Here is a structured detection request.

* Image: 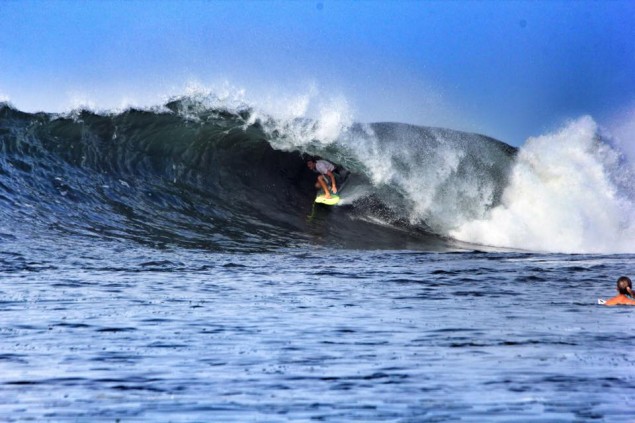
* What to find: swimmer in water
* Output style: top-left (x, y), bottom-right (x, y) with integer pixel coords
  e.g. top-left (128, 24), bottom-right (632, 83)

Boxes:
top-left (602, 276), bottom-right (635, 306)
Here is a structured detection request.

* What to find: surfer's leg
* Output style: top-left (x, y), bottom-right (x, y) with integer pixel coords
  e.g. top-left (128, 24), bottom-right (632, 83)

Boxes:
top-left (317, 175), bottom-right (331, 198)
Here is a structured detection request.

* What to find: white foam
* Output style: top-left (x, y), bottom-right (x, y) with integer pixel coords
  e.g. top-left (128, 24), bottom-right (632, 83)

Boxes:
top-left (338, 124), bottom-right (506, 233)
top-left (141, 81), bottom-right (354, 150)
top-left (451, 116), bottom-right (635, 253)
top-left (252, 86), bottom-right (354, 150)
top-left (182, 79), bottom-right (249, 111)
top-left (66, 91), bottom-right (98, 112)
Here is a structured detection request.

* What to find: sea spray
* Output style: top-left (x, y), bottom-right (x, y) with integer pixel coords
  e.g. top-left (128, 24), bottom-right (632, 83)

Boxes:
top-left (607, 104), bottom-right (635, 167)
top-left (336, 123), bottom-right (516, 232)
top-left (257, 93), bottom-right (354, 151)
top-left (451, 116), bottom-right (635, 253)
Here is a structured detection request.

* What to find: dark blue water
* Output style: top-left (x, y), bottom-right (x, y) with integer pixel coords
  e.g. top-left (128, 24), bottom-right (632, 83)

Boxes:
top-left (2, 233), bottom-right (634, 421)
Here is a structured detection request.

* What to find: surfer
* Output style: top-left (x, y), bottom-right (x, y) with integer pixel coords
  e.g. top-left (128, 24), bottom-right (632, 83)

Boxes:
top-left (307, 159), bottom-right (338, 199)
top-left (602, 276), bottom-right (635, 306)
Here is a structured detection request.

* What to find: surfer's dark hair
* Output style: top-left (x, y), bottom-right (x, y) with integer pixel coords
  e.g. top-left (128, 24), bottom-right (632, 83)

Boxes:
top-left (617, 276), bottom-right (632, 295)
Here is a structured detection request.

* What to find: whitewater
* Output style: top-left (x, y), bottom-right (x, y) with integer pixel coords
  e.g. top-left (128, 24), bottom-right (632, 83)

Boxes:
top-left (1, 93), bottom-right (634, 421)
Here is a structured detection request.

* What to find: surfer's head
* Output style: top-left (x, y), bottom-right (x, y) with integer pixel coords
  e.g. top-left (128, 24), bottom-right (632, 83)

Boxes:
top-left (617, 276), bottom-right (632, 295)
top-left (306, 160), bottom-right (316, 170)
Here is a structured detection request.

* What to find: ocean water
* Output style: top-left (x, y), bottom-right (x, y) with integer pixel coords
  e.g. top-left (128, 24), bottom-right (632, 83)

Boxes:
top-left (2, 241), bottom-right (635, 422)
top-left (1, 98), bottom-right (635, 421)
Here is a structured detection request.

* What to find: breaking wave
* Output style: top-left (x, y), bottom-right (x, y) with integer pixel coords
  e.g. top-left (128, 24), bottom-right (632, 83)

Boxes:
top-left (1, 94), bottom-right (632, 253)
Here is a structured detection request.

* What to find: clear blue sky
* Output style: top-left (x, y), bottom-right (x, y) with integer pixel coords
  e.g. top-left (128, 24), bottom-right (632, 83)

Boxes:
top-left (1, 0), bottom-right (634, 146)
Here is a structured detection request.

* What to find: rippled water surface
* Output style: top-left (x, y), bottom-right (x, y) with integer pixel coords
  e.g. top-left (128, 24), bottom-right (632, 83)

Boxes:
top-left (1, 237), bottom-right (634, 421)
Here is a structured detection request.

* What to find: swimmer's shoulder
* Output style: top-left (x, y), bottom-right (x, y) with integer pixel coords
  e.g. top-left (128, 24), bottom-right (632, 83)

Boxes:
top-left (601, 295), bottom-right (635, 306)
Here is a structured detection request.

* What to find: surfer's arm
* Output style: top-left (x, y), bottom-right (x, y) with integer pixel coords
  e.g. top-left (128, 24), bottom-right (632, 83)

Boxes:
top-left (326, 171), bottom-right (337, 193)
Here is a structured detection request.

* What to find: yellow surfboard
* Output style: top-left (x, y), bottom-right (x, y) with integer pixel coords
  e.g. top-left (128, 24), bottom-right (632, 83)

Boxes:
top-left (315, 194), bottom-right (340, 205)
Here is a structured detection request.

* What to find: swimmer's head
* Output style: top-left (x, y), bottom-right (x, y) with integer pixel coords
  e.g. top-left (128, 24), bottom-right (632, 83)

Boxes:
top-left (617, 276), bottom-right (632, 295)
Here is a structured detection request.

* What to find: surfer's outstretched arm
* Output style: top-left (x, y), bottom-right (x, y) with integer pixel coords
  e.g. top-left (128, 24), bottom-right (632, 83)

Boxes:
top-left (326, 171), bottom-right (337, 193)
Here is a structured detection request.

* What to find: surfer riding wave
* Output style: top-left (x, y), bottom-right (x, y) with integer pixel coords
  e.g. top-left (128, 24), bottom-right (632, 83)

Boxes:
top-left (307, 158), bottom-right (339, 199)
